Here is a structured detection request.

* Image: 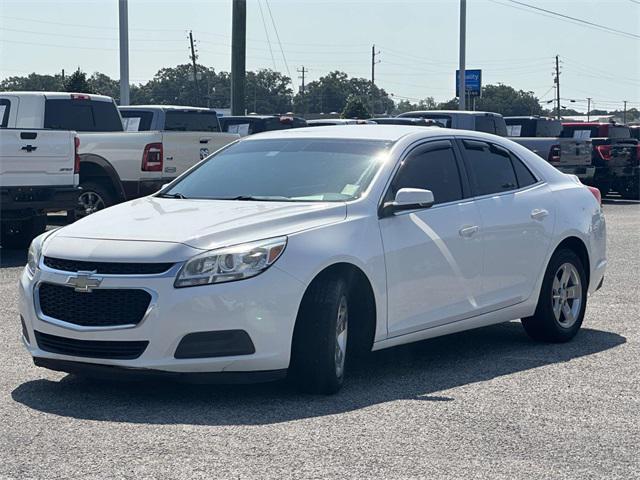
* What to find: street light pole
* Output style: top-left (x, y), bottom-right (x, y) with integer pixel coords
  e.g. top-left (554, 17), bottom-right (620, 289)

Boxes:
top-left (118, 0), bottom-right (130, 105)
top-left (458, 0), bottom-right (466, 111)
top-left (231, 0), bottom-right (247, 115)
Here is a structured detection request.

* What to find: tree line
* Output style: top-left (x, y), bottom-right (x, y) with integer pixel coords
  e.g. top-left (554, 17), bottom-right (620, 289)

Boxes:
top-left (2, 65), bottom-right (634, 120)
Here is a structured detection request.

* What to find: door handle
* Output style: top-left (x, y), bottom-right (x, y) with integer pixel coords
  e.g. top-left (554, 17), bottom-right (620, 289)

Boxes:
top-left (459, 225), bottom-right (480, 238)
top-left (531, 208), bottom-right (549, 220)
top-left (21, 145), bottom-right (37, 152)
top-left (199, 138), bottom-right (210, 144)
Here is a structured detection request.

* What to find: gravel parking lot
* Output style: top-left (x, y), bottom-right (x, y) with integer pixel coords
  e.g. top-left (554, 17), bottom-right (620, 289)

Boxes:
top-left (0, 201), bottom-right (638, 480)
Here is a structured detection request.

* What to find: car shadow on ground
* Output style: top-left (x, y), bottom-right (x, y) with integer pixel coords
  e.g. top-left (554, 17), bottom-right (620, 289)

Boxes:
top-left (12, 322), bottom-right (625, 426)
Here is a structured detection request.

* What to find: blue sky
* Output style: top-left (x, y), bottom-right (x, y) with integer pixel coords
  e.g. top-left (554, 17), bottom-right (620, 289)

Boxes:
top-left (1, 0), bottom-right (638, 111)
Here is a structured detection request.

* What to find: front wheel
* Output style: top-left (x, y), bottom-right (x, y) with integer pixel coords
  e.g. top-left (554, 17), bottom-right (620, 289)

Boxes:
top-left (290, 276), bottom-right (349, 394)
top-left (522, 249), bottom-right (588, 343)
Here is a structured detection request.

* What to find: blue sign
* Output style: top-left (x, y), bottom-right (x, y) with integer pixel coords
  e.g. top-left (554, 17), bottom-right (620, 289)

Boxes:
top-left (456, 69), bottom-right (482, 97)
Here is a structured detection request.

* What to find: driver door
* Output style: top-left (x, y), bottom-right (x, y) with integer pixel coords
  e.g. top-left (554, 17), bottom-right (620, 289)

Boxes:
top-left (379, 140), bottom-right (484, 337)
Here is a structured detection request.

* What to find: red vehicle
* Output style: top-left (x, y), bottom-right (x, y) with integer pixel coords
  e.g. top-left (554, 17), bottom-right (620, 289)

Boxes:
top-left (561, 123), bottom-right (639, 199)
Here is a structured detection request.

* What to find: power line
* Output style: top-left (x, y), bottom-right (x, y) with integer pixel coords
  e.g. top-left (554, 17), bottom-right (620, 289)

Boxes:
top-left (263, 0), bottom-right (290, 77)
top-left (500, 0), bottom-right (640, 40)
top-left (257, 0), bottom-right (277, 70)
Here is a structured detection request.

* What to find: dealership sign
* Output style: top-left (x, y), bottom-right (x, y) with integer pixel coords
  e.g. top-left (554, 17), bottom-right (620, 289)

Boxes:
top-left (456, 69), bottom-right (482, 97)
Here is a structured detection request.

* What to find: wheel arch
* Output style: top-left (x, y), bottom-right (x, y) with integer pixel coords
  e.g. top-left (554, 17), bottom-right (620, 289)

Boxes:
top-left (551, 235), bottom-right (591, 287)
top-left (293, 262), bottom-right (378, 357)
top-left (78, 154), bottom-right (126, 202)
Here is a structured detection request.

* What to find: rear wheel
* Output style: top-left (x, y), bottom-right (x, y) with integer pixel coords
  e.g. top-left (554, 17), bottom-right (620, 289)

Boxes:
top-left (72, 181), bottom-right (114, 220)
top-left (522, 249), bottom-right (587, 342)
top-left (0, 215), bottom-right (46, 249)
top-left (290, 276), bottom-right (349, 394)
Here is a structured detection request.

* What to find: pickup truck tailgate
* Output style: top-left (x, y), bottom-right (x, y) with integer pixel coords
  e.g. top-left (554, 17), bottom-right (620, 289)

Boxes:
top-left (0, 129), bottom-right (76, 187)
top-left (162, 131), bottom-right (239, 177)
top-left (559, 138), bottom-right (592, 167)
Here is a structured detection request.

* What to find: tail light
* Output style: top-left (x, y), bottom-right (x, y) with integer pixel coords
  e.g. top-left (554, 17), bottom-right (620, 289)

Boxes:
top-left (547, 144), bottom-right (561, 163)
top-left (595, 145), bottom-right (612, 161)
top-left (74, 136), bottom-right (80, 174)
top-left (587, 185), bottom-right (602, 205)
top-left (142, 142), bottom-right (163, 172)
top-left (279, 116), bottom-right (293, 124)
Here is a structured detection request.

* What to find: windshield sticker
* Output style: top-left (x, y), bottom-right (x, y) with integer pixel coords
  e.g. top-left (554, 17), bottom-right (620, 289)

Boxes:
top-left (123, 117), bottom-right (141, 132)
top-left (506, 125), bottom-right (522, 136)
top-left (573, 130), bottom-right (591, 139)
top-left (341, 184), bottom-right (359, 196)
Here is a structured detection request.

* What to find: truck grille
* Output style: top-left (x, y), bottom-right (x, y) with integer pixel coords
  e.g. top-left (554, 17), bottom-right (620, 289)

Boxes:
top-left (43, 256), bottom-right (174, 275)
top-left (38, 283), bottom-right (151, 327)
top-left (34, 331), bottom-right (148, 359)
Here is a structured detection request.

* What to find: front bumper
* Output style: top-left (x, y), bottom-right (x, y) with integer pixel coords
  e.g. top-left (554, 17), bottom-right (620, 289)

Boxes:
top-left (19, 261), bottom-right (306, 376)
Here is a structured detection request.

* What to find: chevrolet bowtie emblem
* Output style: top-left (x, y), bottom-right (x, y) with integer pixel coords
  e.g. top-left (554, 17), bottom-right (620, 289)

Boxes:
top-left (66, 271), bottom-right (102, 293)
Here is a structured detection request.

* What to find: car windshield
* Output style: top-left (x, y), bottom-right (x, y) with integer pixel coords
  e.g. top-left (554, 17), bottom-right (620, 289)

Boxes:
top-left (163, 138), bottom-right (392, 202)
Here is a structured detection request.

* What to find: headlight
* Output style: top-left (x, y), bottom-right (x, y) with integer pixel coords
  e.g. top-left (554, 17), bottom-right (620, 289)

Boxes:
top-left (174, 237), bottom-right (287, 288)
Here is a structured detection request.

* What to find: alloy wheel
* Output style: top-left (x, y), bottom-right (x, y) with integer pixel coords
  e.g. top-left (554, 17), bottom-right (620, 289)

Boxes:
top-left (551, 262), bottom-right (582, 328)
top-left (334, 295), bottom-right (349, 379)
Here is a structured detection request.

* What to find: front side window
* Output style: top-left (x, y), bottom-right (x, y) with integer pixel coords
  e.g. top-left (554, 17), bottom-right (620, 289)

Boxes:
top-left (391, 141), bottom-right (463, 205)
top-left (462, 140), bottom-right (518, 196)
top-left (164, 138), bottom-right (391, 202)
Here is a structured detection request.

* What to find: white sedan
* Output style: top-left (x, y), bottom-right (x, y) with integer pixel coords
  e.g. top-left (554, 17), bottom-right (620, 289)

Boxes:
top-left (19, 126), bottom-right (607, 394)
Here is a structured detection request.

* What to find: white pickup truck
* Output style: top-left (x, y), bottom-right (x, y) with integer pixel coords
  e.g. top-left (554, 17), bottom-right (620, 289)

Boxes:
top-left (0, 92), bottom-right (239, 217)
top-left (0, 124), bottom-right (80, 247)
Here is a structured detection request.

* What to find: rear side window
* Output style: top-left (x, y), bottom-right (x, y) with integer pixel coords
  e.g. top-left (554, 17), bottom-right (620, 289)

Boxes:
top-left (0, 99), bottom-right (10, 128)
top-left (462, 140), bottom-right (518, 195)
top-left (120, 110), bottom-right (154, 131)
top-left (510, 155), bottom-right (537, 188)
top-left (44, 99), bottom-right (123, 132)
top-left (164, 111), bottom-right (220, 132)
top-left (391, 141), bottom-right (463, 205)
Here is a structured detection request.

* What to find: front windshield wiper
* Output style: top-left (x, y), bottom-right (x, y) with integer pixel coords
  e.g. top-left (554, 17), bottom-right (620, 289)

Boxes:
top-left (220, 195), bottom-right (293, 201)
top-left (157, 192), bottom-right (187, 199)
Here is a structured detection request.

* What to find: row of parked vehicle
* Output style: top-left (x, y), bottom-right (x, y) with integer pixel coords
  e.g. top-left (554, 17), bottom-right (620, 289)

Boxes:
top-left (1, 90), bottom-right (638, 248)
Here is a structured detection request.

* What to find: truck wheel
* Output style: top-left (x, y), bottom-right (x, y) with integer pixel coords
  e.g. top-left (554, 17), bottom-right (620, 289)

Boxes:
top-left (0, 216), bottom-right (47, 249)
top-left (290, 276), bottom-right (350, 395)
top-left (73, 181), bottom-right (114, 219)
top-left (618, 179), bottom-right (640, 200)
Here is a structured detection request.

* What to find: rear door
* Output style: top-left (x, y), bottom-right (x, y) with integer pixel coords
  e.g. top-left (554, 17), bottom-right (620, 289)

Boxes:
top-left (458, 138), bottom-right (555, 309)
top-left (0, 129), bottom-right (76, 187)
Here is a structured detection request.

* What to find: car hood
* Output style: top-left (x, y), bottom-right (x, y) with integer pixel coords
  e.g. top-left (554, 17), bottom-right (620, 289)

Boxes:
top-left (53, 197), bottom-right (347, 251)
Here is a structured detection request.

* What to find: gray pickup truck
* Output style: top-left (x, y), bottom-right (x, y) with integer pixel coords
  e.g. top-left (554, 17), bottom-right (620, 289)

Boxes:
top-left (505, 116), bottom-right (594, 182)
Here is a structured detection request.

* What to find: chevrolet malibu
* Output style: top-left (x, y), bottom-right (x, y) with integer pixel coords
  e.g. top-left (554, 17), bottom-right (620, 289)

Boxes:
top-left (19, 126), bottom-right (607, 394)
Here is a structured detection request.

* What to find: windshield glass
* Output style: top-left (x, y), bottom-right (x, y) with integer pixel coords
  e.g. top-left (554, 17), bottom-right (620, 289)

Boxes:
top-left (164, 138), bottom-right (392, 202)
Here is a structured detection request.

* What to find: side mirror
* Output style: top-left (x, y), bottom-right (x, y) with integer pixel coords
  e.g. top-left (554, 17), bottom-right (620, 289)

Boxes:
top-left (381, 188), bottom-right (434, 217)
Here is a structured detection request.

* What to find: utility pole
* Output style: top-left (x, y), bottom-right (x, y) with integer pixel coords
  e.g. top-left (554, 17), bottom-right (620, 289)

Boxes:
top-left (231, 0), bottom-right (247, 116)
top-left (371, 44), bottom-right (380, 116)
top-left (458, 0), bottom-right (466, 111)
top-left (623, 100), bottom-right (628, 124)
top-left (587, 97), bottom-right (592, 122)
top-left (297, 66), bottom-right (307, 115)
top-left (188, 31), bottom-right (200, 106)
top-left (555, 55), bottom-right (561, 120)
top-left (61, 69), bottom-right (65, 88)
top-left (118, 0), bottom-right (130, 105)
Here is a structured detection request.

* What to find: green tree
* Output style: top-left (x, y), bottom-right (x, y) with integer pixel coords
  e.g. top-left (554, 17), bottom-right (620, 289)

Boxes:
top-left (436, 84), bottom-right (544, 115)
top-left (88, 72), bottom-right (119, 99)
top-left (341, 95), bottom-right (370, 119)
top-left (0, 72), bottom-right (64, 91)
top-left (245, 69), bottom-right (293, 114)
top-left (394, 97), bottom-right (437, 114)
top-left (65, 69), bottom-right (93, 93)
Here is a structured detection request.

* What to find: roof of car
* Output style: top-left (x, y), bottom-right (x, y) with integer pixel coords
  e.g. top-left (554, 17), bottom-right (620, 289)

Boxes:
top-left (118, 105), bottom-right (216, 112)
top-left (1, 91), bottom-right (113, 102)
top-left (221, 115), bottom-right (305, 120)
top-left (400, 110), bottom-right (500, 117)
top-left (243, 124), bottom-right (443, 142)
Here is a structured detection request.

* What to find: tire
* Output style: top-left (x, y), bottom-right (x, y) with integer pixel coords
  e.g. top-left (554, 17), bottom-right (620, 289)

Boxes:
top-left (617, 178), bottom-right (640, 200)
top-left (290, 276), bottom-right (350, 394)
top-left (521, 249), bottom-right (588, 343)
top-left (73, 181), bottom-right (115, 219)
top-left (0, 215), bottom-right (47, 249)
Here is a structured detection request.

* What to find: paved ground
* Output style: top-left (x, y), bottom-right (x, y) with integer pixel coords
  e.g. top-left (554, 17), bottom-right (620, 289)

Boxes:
top-left (0, 201), bottom-right (638, 480)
